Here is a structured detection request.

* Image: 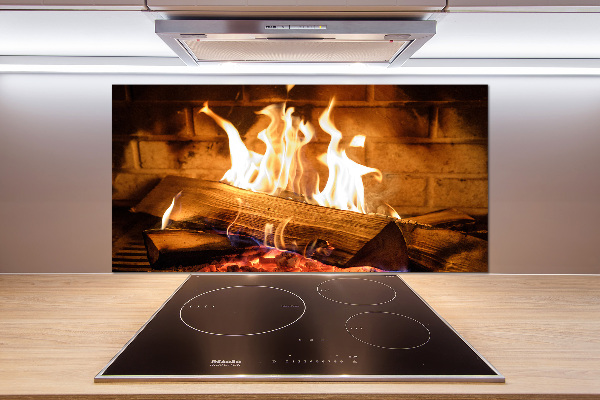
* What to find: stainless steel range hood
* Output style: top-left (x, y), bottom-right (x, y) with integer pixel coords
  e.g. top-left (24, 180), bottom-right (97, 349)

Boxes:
top-left (155, 19), bottom-right (436, 68)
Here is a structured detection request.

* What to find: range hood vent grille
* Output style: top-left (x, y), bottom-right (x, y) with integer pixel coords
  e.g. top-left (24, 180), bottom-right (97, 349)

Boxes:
top-left (181, 40), bottom-right (409, 63)
top-left (156, 19), bottom-right (436, 68)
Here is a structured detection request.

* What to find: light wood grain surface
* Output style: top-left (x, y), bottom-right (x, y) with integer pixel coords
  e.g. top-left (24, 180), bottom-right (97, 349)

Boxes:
top-left (0, 273), bottom-right (598, 399)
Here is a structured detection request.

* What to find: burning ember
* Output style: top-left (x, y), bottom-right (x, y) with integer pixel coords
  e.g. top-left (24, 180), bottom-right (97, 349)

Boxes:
top-left (169, 246), bottom-right (385, 274)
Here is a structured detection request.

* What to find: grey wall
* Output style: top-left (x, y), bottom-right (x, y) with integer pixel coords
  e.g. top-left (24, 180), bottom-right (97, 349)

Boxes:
top-left (1, 72), bottom-right (599, 274)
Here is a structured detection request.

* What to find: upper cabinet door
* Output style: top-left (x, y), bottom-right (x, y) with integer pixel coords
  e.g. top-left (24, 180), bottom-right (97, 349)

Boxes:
top-left (446, 0), bottom-right (600, 12)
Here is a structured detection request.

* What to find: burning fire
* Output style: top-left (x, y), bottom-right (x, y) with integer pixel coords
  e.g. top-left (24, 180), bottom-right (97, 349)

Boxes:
top-left (384, 203), bottom-right (401, 220)
top-left (156, 98), bottom-right (401, 272)
top-left (201, 98), bottom-right (382, 214)
top-left (161, 191), bottom-right (182, 230)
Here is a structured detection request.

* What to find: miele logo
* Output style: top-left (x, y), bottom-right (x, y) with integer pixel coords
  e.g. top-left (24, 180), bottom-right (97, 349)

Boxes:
top-left (210, 359), bottom-right (242, 367)
top-left (265, 24), bottom-right (326, 30)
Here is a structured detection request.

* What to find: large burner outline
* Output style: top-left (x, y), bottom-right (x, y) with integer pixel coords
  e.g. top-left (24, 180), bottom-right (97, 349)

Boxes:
top-left (180, 285), bottom-right (306, 336)
top-left (316, 277), bottom-right (397, 306)
top-left (345, 311), bottom-right (431, 350)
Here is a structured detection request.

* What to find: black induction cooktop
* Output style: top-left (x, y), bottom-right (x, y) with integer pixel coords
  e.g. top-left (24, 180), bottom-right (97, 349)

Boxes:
top-left (95, 273), bottom-right (504, 382)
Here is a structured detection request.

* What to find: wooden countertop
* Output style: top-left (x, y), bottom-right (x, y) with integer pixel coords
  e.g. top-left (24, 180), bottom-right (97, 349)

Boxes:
top-left (0, 273), bottom-right (598, 399)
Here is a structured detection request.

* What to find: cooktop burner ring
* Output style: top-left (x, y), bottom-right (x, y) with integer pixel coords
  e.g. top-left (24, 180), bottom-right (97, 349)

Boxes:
top-left (316, 277), bottom-right (397, 305)
top-left (345, 311), bottom-right (431, 350)
top-left (179, 285), bottom-right (306, 336)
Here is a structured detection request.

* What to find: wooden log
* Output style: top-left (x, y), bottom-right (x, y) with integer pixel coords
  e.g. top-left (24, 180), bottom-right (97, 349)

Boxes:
top-left (134, 175), bottom-right (409, 271)
top-left (407, 208), bottom-right (475, 228)
top-left (397, 220), bottom-right (488, 272)
top-left (407, 208), bottom-right (488, 241)
top-left (143, 229), bottom-right (255, 269)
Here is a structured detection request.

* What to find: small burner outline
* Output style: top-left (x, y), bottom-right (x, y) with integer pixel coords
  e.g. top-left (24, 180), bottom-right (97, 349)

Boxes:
top-left (316, 277), bottom-right (397, 306)
top-left (345, 311), bottom-right (431, 350)
top-left (179, 285), bottom-right (306, 337)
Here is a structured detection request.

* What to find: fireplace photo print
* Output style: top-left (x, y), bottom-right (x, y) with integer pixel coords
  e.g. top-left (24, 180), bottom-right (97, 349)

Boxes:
top-left (112, 85), bottom-right (488, 273)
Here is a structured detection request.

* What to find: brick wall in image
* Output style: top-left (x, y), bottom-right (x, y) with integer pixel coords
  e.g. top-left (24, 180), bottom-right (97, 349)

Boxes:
top-left (112, 84), bottom-right (488, 217)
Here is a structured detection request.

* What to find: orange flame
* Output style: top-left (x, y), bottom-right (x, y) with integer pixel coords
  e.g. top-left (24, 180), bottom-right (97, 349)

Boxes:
top-left (161, 191), bottom-right (182, 229)
top-left (316, 99), bottom-right (382, 213)
top-left (201, 98), bottom-right (381, 214)
top-left (200, 103), bottom-right (262, 190)
top-left (384, 203), bottom-right (402, 220)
